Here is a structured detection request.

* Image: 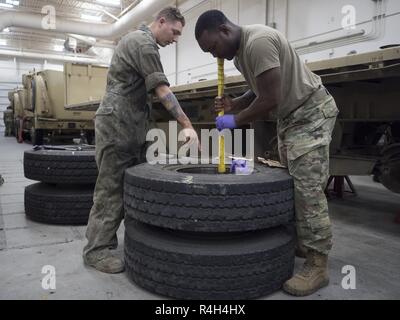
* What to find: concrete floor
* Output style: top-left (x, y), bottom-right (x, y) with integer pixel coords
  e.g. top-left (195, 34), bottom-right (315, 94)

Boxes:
top-left (0, 134), bottom-right (399, 300)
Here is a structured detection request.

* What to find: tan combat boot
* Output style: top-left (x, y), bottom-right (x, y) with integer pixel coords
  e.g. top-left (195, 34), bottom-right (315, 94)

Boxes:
top-left (283, 250), bottom-right (329, 296)
top-left (295, 244), bottom-right (308, 258)
top-left (83, 249), bottom-right (125, 274)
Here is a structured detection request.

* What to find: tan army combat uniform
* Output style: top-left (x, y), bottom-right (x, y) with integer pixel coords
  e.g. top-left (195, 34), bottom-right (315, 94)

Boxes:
top-left (83, 25), bottom-right (170, 266)
top-left (234, 25), bottom-right (339, 256)
top-left (234, 25), bottom-right (338, 295)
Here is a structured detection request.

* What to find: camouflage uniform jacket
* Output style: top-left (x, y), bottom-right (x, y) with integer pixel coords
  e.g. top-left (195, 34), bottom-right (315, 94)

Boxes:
top-left (95, 25), bottom-right (170, 151)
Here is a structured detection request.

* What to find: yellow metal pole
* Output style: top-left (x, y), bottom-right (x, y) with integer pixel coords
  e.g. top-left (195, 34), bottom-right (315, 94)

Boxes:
top-left (217, 58), bottom-right (225, 174)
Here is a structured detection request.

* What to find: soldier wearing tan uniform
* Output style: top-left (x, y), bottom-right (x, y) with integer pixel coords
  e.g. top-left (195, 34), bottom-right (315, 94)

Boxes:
top-left (83, 7), bottom-right (199, 274)
top-left (195, 10), bottom-right (338, 296)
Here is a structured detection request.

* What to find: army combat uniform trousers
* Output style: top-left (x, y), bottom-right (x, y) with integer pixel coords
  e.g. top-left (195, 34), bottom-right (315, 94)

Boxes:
top-left (83, 93), bottom-right (149, 260)
top-left (277, 86), bottom-right (339, 255)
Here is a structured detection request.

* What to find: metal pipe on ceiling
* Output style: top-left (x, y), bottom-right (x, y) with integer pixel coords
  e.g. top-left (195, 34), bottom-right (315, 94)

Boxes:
top-left (0, 0), bottom-right (175, 40)
top-left (0, 48), bottom-right (106, 64)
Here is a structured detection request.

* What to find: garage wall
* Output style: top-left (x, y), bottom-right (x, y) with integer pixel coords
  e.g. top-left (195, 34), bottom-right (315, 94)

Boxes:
top-left (0, 57), bottom-right (63, 133)
top-left (160, 0), bottom-right (267, 86)
top-left (160, 0), bottom-right (400, 86)
top-left (286, 0), bottom-right (400, 62)
top-left (0, 0), bottom-right (398, 121)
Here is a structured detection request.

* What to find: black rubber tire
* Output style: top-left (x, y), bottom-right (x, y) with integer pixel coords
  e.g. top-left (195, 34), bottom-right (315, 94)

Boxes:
top-left (124, 219), bottom-right (295, 300)
top-left (24, 183), bottom-right (93, 225)
top-left (24, 148), bottom-right (97, 184)
top-left (380, 159), bottom-right (400, 193)
top-left (124, 163), bottom-right (294, 232)
top-left (15, 119), bottom-right (20, 142)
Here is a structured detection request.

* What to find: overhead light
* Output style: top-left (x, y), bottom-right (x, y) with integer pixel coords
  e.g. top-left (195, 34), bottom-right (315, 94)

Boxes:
top-left (3, 28), bottom-right (10, 33)
top-left (81, 14), bottom-right (103, 22)
top-left (53, 45), bottom-right (64, 52)
top-left (5, 0), bottom-right (19, 5)
top-left (96, 0), bottom-right (120, 5)
top-left (0, 39), bottom-right (7, 46)
top-left (0, 3), bottom-right (13, 8)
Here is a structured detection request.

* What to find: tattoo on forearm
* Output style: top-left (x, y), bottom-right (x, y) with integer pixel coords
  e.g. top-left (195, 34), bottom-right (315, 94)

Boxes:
top-left (160, 93), bottom-right (188, 122)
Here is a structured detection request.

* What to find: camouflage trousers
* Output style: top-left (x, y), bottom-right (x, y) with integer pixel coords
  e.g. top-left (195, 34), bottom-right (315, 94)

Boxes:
top-left (277, 87), bottom-right (339, 255)
top-left (83, 93), bottom-right (149, 259)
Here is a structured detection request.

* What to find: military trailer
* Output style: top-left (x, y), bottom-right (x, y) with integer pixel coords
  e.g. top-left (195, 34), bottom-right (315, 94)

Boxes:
top-left (66, 46), bottom-right (400, 195)
top-left (19, 63), bottom-right (108, 145)
top-left (150, 46), bottom-right (400, 195)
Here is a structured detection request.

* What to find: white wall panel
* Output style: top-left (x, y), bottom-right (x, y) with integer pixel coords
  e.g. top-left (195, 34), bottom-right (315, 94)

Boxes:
top-left (284, 0), bottom-right (400, 61)
top-left (159, 0), bottom-right (399, 85)
top-left (164, 0), bottom-right (267, 85)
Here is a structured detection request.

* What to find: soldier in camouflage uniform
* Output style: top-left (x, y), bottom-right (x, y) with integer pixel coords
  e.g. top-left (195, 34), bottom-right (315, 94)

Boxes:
top-left (3, 106), bottom-right (14, 137)
top-left (196, 11), bottom-right (339, 296)
top-left (83, 7), bottom-right (199, 273)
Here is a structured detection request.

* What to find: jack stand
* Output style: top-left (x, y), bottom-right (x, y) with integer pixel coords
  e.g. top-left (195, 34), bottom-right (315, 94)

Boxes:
top-left (79, 130), bottom-right (88, 145)
top-left (325, 175), bottom-right (357, 199)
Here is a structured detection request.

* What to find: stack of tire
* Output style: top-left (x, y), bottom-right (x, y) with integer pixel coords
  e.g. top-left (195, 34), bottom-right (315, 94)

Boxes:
top-left (123, 163), bottom-right (296, 300)
top-left (23, 146), bottom-right (98, 225)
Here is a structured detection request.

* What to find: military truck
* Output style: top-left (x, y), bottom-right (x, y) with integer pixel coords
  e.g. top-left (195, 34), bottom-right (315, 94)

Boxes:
top-left (19, 63), bottom-right (108, 145)
top-left (150, 46), bottom-right (400, 195)
top-left (10, 88), bottom-right (30, 142)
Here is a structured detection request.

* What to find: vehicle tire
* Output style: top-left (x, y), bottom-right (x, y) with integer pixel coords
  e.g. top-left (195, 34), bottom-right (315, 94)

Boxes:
top-left (124, 163), bottom-right (294, 232)
top-left (124, 219), bottom-right (295, 300)
top-left (380, 159), bottom-right (400, 193)
top-left (30, 127), bottom-right (44, 146)
top-left (24, 183), bottom-right (93, 225)
top-left (15, 120), bottom-right (24, 143)
top-left (372, 173), bottom-right (381, 183)
top-left (380, 144), bottom-right (400, 193)
top-left (24, 147), bottom-right (97, 184)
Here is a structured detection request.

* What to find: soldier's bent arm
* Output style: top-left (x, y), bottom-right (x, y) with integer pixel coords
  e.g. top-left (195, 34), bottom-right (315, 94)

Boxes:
top-left (232, 90), bottom-right (257, 111)
top-left (235, 67), bottom-right (281, 126)
top-left (156, 85), bottom-right (193, 128)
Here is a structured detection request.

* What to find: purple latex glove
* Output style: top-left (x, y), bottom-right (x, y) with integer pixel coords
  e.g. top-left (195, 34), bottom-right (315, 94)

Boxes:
top-left (216, 115), bottom-right (237, 131)
top-left (230, 159), bottom-right (251, 175)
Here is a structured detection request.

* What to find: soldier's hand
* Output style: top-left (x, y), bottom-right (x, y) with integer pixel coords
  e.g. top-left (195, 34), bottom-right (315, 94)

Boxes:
top-left (182, 127), bottom-right (201, 152)
top-left (215, 95), bottom-right (233, 114)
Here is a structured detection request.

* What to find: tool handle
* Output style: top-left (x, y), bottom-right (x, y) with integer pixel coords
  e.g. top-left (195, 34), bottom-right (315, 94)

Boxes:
top-left (217, 58), bottom-right (225, 173)
top-left (217, 58), bottom-right (225, 116)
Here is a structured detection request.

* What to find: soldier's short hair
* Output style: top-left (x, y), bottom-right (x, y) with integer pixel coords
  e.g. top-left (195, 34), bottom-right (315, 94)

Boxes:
top-left (156, 7), bottom-right (185, 27)
top-left (195, 10), bottom-right (228, 40)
